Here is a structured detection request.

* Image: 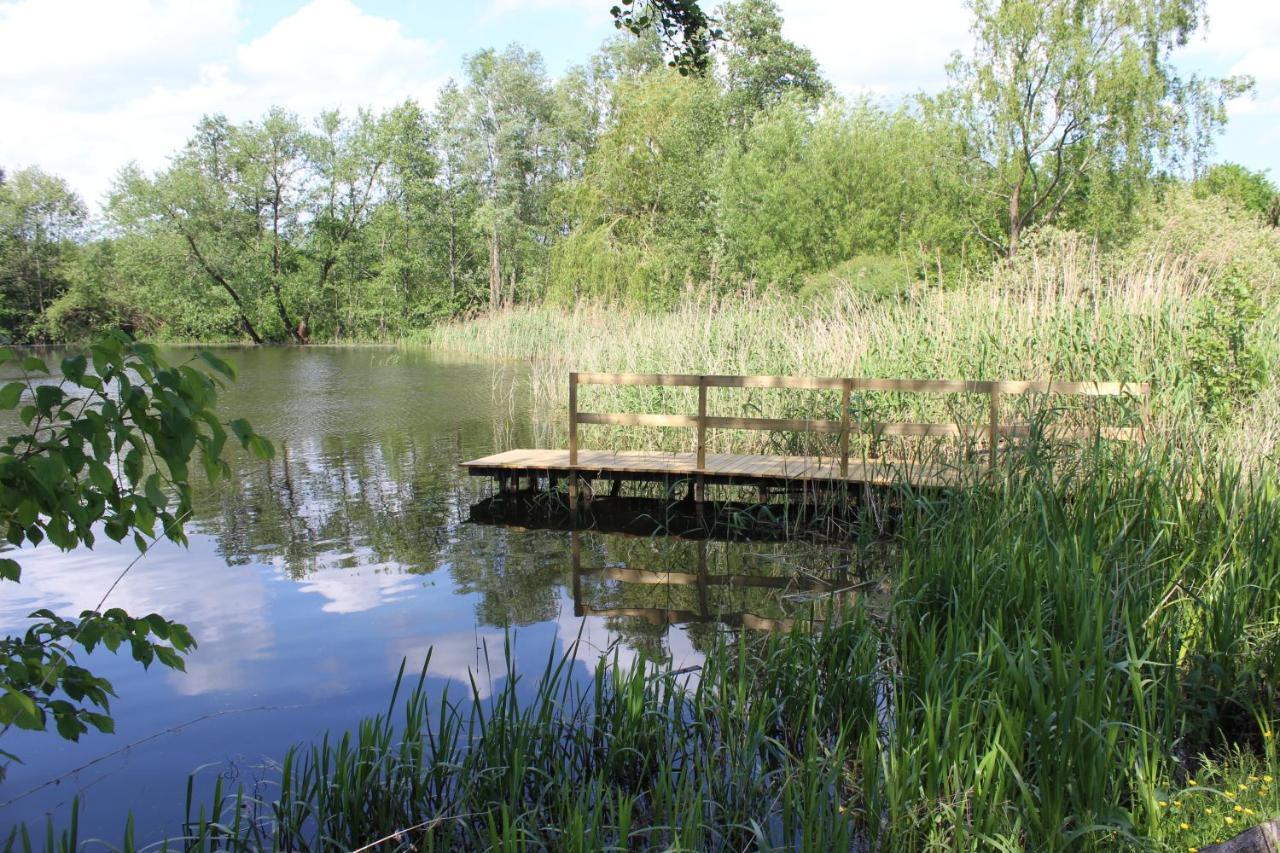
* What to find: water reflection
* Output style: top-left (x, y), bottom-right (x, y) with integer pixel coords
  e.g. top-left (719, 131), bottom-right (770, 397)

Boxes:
top-left (0, 348), bottom-right (868, 842)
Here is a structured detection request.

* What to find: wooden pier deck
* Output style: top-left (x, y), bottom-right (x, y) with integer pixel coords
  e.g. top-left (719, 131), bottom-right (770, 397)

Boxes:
top-left (462, 372), bottom-right (1150, 504)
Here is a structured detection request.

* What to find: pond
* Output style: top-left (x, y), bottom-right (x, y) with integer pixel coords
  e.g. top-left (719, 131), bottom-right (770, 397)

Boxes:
top-left (0, 347), bottom-right (855, 842)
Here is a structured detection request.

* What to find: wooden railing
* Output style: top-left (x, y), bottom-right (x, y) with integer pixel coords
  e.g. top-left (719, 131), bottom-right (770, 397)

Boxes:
top-left (568, 371), bottom-right (1151, 475)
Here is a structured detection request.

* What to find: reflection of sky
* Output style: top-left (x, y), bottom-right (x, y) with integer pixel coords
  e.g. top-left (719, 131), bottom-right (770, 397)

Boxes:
top-left (0, 350), bottom-right (824, 844)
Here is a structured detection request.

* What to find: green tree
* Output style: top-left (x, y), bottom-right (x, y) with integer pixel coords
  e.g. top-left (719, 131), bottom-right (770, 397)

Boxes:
top-left (940, 0), bottom-right (1252, 256)
top-left (1195, 163), bottom-right (1280, 228)
top-left (0, 168), bottom-right (86, 342)
top-left (453, 47), bottom-right (564, 309)
top-left (719, 0), bottom-right (828, 128)
top-left (716, 99), bottom-right (975, 287)
top-left (549, 71), bottom-right (726, 304)
top-left (0, 336), bottom-right (271, 753)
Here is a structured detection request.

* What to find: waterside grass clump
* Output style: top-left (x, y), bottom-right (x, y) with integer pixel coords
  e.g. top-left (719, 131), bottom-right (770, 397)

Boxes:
top-left (13, 451), bottom-right (1280, 851)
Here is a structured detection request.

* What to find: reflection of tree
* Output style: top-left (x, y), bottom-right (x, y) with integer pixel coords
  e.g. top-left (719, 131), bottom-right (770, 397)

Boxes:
top-left (447, 526), bottom-right (565, 626)
top-left (188, 430), bottom-right (463, 578)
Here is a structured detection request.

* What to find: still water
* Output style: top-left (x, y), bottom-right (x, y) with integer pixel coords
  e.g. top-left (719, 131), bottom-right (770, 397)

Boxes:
top-left (0, 348), bottom-right (851, 842)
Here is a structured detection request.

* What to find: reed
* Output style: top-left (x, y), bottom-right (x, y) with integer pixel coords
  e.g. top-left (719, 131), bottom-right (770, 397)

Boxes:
top-left (427, 236), bottom-right (1280, 467)
top-left (12, 450), bottom-right (1280, 851)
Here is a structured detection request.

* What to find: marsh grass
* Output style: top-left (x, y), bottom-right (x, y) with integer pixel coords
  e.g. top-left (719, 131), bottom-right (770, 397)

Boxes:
top-left (426, 234), bottom-right (1280, 467)
top-left (12, 449), bottom-right (1280, 851)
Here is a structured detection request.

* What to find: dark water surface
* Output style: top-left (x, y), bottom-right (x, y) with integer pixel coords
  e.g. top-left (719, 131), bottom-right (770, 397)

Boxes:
top-left (0, 347), bottom-right (850, 842)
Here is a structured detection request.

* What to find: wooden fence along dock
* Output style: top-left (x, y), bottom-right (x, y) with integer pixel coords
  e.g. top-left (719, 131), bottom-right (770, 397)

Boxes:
top-left (462, 372), bottom-right (1150, 507)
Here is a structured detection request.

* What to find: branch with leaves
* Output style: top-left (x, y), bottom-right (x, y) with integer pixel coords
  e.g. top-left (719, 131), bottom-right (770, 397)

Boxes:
top-left (0, 334), bottom-right (272, 756)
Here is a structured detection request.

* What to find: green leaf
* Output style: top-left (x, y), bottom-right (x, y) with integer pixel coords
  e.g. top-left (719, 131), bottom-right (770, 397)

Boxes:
top-left (0, 382), bottom-right (23, 409)
top-left (21, 356), bottom-right (49, 374)
top-left (196, 351), bottom-right (236, 381)
top-left (0, 558), bottom-right (20, 582)
top-left (60, 355), bottom-right (88, 384)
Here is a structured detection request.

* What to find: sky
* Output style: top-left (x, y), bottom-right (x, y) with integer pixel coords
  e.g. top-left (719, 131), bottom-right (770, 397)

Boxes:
top-left (1, 0), bottom-right (1277, 211)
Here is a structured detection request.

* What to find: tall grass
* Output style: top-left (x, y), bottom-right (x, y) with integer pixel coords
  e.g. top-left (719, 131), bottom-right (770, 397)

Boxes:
top-left (14, 453), bottom-right (1280, 851)
top-left (427, 228), bottom-right (1280, 466)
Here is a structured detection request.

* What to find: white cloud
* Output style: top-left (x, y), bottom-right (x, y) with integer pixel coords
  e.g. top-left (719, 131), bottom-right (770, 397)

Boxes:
top-left (775, 0), bottom-right (970, 99)
top-left (0, 0), bottom-right (445, 208)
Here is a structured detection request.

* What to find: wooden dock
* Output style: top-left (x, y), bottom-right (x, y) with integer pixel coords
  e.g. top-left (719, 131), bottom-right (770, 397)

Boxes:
top-left (462, 372), bottom-right (1150, 506)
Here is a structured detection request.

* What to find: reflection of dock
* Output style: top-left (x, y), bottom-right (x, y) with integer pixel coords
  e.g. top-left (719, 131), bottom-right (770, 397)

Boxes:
top-left (570, 530), bottom-right (854, 632)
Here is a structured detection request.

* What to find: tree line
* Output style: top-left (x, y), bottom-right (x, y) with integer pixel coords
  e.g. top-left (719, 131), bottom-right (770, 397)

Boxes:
top-left (1, 0), bottom-right (1276, 345)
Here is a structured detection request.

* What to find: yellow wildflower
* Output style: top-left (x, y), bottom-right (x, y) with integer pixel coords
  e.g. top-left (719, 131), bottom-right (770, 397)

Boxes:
top-left (1206, 808), bottom-right (1215, 815)
top-left (1246, 808), bottom-right (1256, 816)
top-left (1234, 804), bottom-right (1244, 812)
top-left (1226, 791), bottom-right (1236, 799)
top-left (1251, 776), bottom-right (1260, 782)
top-left (1181, 822), bottom-right (1191, 830)
top-left (1239, 783), bottom-right (1248, 790)
top-left (1188, 778), bottom-right (1198, 786)
top-left (1159, 800), bottom-right (1169, 807)
top-left (1265, 730), bottom-right (1273, 739)
top-left (1175, 800), bottom-right (1183, 807)
top-left (1266, 775), bottom-right (1274, 783)
top-left (1227, 816), bottom-right (1236, 825)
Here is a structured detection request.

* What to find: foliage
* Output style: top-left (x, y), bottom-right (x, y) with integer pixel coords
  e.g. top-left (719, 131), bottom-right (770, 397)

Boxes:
top-left (718, 0), bottom-right (828, 127)
top-left (1188, 268), bottom-right (1269, 420)
top-left (0, 334), bottom-right (272, 754)
top-left (610, 0), bottom-right (722, 75)
top-left (16, 453), bottom-right (1280, 849)
top-left (1195, 162), bottom-right (1280, 227)
top-left (0, 168), bottom-right (86, 343)
top-left (548, 71), bottom-right (725, 304)
top-left (938, 0), bottom-right (1251, 256)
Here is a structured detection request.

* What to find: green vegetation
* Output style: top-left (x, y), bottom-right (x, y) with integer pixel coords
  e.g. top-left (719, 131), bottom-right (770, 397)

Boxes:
top-left (11, 451), bottom-right (1280, 850)
top-left (1, 0), bottom-right (1271, 342)
top-left (0, 336), bottom-right (270, 757)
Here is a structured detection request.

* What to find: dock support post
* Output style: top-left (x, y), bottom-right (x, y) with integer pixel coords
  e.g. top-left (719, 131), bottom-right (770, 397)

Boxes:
top-left (839, 378), bottom-right (851, 478)
top-left (568, 371), bottom-right (579, 513)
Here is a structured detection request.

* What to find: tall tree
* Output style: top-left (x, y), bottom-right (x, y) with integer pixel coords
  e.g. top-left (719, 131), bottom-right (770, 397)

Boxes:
top-left (941, 0), bottom-right (1251, 256)
top-left (719, 0), bottom-right (829, 128)
top-left (454, 47), bottom-right (562, 309)
top-left (0, 167), bottom-right (86, 341)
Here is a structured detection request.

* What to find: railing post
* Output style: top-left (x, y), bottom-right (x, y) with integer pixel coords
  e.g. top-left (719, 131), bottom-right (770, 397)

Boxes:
top-left (568, 371), bottom-right (579, 511)
top-left (839, 378), bottom-right (851, 478)
top-left (696, 376), bottom-right (707, 470)
top-left (988, 384), bottom-right (1001, 473)
top-left (695, 375), bottom-right (707, 503)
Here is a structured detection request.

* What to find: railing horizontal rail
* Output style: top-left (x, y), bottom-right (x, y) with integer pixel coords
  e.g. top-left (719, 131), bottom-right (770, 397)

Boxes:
top-left (575, 371), bottom-right (1149, 397)
top-left (564, 371), bottom-right (1150, 496)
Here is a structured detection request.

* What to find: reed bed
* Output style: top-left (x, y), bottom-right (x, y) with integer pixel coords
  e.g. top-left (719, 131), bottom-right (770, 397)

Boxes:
top-left (428, 237), bottom-right (1280, 468)
top-left (15, 452), bottom-right (1280, 851)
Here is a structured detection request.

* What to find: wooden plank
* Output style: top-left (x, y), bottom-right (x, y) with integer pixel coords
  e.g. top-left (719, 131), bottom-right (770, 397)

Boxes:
top-left (573, 371), bottom-right (1148, 398)
top-left (855, 378), bottom-right (993, 394)
top-left (704, 415), bottom-right (844, 433)
top-left (704, 374), bottom-right (845, 390)
top-left (999, 424), bottom-right (1144, 442)
top-left (568, 372), bottom-right (578, 466)
top-left (576, 372), bottom-right (701, 387)
top-left (992, 380), bottom-right (1149, 396)
top-left (576, 412), bottom-right (699, 428)
top-left (858, 421), bottom-right (965, 438)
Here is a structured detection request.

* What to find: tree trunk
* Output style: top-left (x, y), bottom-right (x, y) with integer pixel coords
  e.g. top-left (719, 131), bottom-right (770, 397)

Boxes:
top-left (488, 228), bottom-right (501, 311)
top-left (182, 233), bottom-right (264, 344)
top-left (1007, 179), bottom-right (1023, 258)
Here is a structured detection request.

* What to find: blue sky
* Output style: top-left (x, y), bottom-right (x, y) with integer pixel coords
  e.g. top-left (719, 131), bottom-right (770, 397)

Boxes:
top-left (2, 0), bottom-right (1276, 209)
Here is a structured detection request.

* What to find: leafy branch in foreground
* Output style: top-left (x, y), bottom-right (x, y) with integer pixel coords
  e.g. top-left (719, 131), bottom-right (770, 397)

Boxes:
top-left (0, 333), bottom-right (272, 752)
